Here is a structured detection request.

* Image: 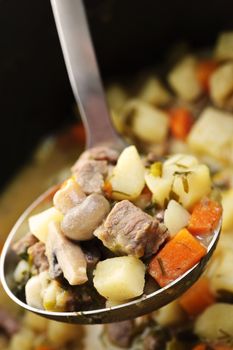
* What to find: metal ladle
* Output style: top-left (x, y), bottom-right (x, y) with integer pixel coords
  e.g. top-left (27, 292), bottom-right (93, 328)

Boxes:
top-left (0, 0), bottom-right (222, 324)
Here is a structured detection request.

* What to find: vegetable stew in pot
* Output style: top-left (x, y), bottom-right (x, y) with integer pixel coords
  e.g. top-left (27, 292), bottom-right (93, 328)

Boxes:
top-left (0, 31), bottom-right (233, 349)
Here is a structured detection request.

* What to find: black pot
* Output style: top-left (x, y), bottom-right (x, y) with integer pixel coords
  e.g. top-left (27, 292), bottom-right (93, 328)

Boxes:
top-left (0, 0), bottom-right (233, 189)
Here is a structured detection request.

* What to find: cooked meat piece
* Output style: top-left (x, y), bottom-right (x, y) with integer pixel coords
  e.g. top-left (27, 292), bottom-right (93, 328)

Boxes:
top-left (12, 232), bottom-right (38, 257)
top-left (72, 159), bottom-right (108, 194)
top-left (28, 242), bottom-right (49, 273)
top-left (94, 200), bottom-right (169, 258)
top-left (143, 333), bottom-right (166, 350)
top-left (105, 320), bottom-right (135, 348)
top-left (61, 193), bottom-right (110, 241)
top-left (46, 222), bottom-right (88, 285)
top-left (0, 309), bottom-right (20, 336)
top-left (73, 146), bottom-right (119, 165)
top-left (53, 178), bottom-right (86, 214)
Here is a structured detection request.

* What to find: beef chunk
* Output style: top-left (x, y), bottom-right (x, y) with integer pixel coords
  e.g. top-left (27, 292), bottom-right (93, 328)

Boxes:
top-left (28, 242), bottom-right (49, 273)
top-left (143, 333), bottom-right (166, 350)
top-left (12, 233), bottom-right (38, 257)
top-left (74, 146), bottom-right (119, 164)
top-left (94, 200), bottom-right (169, 258)
top-left (105, 320), bottom-right (135, 348)
top-left (72, 159), bottom-right (108, 194)
top-left (0, 309), bottom-right (20, 336)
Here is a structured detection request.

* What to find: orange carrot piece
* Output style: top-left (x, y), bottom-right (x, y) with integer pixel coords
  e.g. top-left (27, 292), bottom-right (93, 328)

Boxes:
top-left (35, 347), bottom-right (55, 350)
top-left (102, 181), bottom-right (113, 199)
top-left (192, 344), bottom-right (207, 350)
top-left (188, 198), bottom-right (222, 235)
top-left (148, 228), bottom-right (207, 287)
top-left (196, 60), bottom-right (218, 92)
top-left (178, 277), bottom-right (215, 317)
top-left (71, 123), bottom-right (86, 144)
top-left (169, 108), bottom-right (194, 140)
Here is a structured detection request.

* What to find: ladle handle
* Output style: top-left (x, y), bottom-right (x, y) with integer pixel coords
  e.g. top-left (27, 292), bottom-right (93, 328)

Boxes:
top-left (50, 0), bottom-right (120, 148)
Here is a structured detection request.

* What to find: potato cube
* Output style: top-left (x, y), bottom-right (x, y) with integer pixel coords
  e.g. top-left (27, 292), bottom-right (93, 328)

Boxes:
top-left (122, 99), bottom-right (169, 143)
top-left (215, 31), bottom-right (233, 60)
top-left (164, 200), bottom-right (190, 236)
top-left (139, 77), bottom-right (172, 106)
top-left (210, 62), bottom-right (233, 107)
top-left (168, 56), bottom-right (202, 101)
top-left (110, 145), bottom-right (145, 200)
top-left (210, 250), bottom-right (233, 294)
top-left (172, 164), bottom-right (211, 209)
top-left (93, 256), bottom-right (145, 302)
top-left (106, 84), bottom-right (128, 111)
top-left (187, 107), bottom-right (233, 164)
top-left (28, 207), bottom-right (63, 243)
top-left (152, 300), bottom-right (185, 327)
top-left (145, 172), bottom-right (173, 208)
top-left (194, 303), bottom-right (233, 341)
top-left (222, 189), bottom-right (233, 232)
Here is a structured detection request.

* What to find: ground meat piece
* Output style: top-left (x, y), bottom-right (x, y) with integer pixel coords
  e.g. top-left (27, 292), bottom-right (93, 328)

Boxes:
top-left (73, 146), bottom-right (119, 164)
top-left (94, 200), bottom-right (169, 258)
top-left (105, 320), bottom-right (135, 348)
top-left (72, 159), bottom-right (108, 194)
top-left (12, 232), bottom-right (38, 257)
top-left (28, 242), bottom-right (49, 273)
top-left (0, 309), bottom-right (20, 336)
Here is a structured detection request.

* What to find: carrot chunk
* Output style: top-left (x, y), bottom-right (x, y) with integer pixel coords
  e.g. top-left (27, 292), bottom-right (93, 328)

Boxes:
top-left (148, 228), bottom-right (207, 287)
top-left (196, 60), bottom-right (218, 92)
top-left (102, 181), bottom-right (113, 199)
top-left (192, 344), bottom-right (207, 350)
top-left (169, 108), bottom-right (194, 140)
top-left (188, 198), bottom-right (222, 235)
top-left (178, 277), bottom-right (215, 317)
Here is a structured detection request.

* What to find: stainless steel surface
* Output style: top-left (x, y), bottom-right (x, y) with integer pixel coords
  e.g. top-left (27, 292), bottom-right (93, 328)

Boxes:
top-left (0, 0), bottom-right (222, 324)
top-left (0, 187), bottom-right (222, 324)
top-left (50, 0), bottom-right (123, 149)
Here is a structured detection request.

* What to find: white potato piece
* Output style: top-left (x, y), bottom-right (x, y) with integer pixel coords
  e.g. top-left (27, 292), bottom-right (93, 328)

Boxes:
top-left (145, 172), bottom-right (173, 208)
top-left (172, 164), bottom-right (211, 209)
top-left (122, 99), bottom-right (169, 143)
top-left (110, 145), bottom-right (145, 200)
top-left (25, 275), bottom-right (43, 309)
top-left (93, 256), bottom-right (145, 301)
top-left (153, 300), bottom-right (186, 327)
top-left (43, 280), bottom-right (69, 311)
top-left (106, 84), bottom-right (128, 111)
top-left (210, 62), bottom-right (233, 107)
top-left (10, 328), bottom-right (35, 350)
top-left (194, 303), bottom-right (233, 341)
top-left (168, 56), bottom-right (202, 101)
top-left (28, 207), bottom-right (63, 243)
top-left (23, 312), bottom-right (48, 333)
top-left (222, 189), bottom-right (233, 232)
top-left (139, 77), bottom-right (172, 106)
top-left (210, 250), bottom-right (233, 294)
top-left (164, 200), bottom-right (190, 236)
top-left (162, 154), bottom-right (199, 178)
top-left (47, 320), bottom-right (83, 347)
top-left (215, 31), bottom-right (233, 60)
top-left (188, 107), bottom-right (233, 164)
top-left (13, 260), bottom-right (30, 283)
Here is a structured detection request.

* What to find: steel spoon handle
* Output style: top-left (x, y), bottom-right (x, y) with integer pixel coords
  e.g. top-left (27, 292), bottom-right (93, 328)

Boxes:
top-left (50, 0), bottom-right (120, 148)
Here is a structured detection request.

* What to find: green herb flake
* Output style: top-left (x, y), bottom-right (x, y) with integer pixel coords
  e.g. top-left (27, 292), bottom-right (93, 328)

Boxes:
top-left (182, 176), bottom-right (189, 193)
top-left (157, 257), bottom-right (166, 276)
top-left (150, 162), bottom-right (162, 177)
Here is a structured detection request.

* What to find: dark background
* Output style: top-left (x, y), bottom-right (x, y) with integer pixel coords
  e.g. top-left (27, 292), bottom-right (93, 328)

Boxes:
top-left (0, 0), bottom-right (233, 190)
